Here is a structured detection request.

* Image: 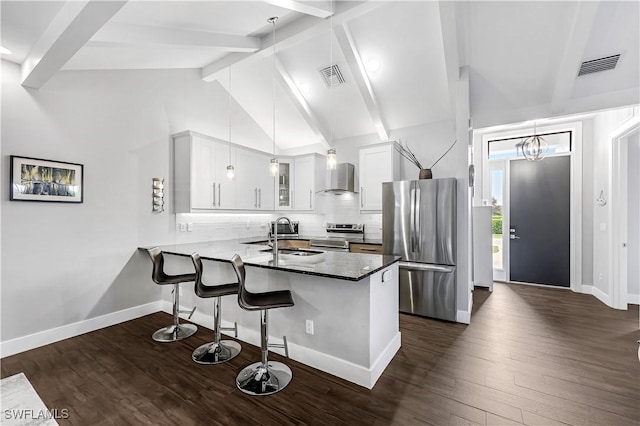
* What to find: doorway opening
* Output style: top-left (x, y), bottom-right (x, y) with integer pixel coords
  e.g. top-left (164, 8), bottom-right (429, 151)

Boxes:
top-left (478, 123), bottom-right (582, 292)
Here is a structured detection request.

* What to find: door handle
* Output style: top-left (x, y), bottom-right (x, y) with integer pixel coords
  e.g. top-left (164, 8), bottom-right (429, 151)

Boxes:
top-left (217, 183), bottom-right (221, 207)
top-left (415, 187), bottom-right (421, 252)
top-left (360, 187), bottom-right (364, 207)
top-left (410, 187), bottom-right (416, 252)
top-left (509, 235), bottom-right (520, 240)
top-left (258, 188), bottom-right (261, 207)
top-left (254, 188), bottom-right (258, 208)
top-left (212, 182), bottom-right (216, 206)
top-left (309, 189), bottom-right (312, 208)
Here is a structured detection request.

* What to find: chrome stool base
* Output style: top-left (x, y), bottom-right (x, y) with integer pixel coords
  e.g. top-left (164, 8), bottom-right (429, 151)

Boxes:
top-left (192, 340), bottom-right (241, 364)
top-left (152, 323), bottom-right (197, 343)
top-left (236, 361), bottom-right (292, 396)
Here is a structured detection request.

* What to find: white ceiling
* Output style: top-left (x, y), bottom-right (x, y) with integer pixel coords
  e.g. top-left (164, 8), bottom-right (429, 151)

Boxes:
top-left (1, 1), bottom-right (638, 150)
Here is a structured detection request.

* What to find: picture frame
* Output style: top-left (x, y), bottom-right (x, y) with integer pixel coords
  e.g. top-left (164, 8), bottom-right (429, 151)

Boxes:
top-left (10, 155), bottom-right (84, 203)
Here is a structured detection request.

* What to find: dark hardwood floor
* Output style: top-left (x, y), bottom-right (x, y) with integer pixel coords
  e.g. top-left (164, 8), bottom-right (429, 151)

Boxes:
top-left (2, 283), bottom-right (639, 425)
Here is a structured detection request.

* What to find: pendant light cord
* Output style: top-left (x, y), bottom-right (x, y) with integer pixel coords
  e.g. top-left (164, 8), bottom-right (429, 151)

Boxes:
top-left (270, 17), bottom-right (277, 156)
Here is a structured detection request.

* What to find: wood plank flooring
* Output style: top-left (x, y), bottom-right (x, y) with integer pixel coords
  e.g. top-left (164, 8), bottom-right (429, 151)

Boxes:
top-left (2, 283), bottom-right (639, 425)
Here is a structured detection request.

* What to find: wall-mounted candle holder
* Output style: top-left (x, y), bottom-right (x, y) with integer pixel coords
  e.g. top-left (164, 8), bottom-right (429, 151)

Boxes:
top-left (596, 190), bottom-right (607, 206)
top-left (152, 178), bottom-right (164, 213)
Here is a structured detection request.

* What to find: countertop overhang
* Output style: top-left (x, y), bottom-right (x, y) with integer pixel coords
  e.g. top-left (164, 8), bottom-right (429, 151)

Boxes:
top-left (142, 238), bottom-right (399, 281)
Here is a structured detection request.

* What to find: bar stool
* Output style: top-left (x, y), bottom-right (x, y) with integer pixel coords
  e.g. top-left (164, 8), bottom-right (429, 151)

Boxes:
top-left (230, 254), bottom-right (295, 396)
top-left (189, 253), bottom-right (242, 364)
top-left (146, 247), bottom-right (197, 342)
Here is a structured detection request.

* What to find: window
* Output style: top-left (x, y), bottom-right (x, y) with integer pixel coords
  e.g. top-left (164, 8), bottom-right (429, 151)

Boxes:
top-left (488, 131), bottom-right (571, 160)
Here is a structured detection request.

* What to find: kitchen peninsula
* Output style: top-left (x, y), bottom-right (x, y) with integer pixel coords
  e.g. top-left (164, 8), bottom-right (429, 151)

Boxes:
top-left (150, 239), bottom-right (401, 389)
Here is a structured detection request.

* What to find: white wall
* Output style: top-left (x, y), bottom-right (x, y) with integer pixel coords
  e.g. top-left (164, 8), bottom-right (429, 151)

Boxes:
top-left (627, 131), bottom-right (640, 302)
top-left (590, 107), bottom-right (638, 297)
top-left (0, 60), bottom-right (276, 345)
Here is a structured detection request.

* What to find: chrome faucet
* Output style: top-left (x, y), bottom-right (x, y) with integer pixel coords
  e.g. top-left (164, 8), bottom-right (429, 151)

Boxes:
top-left (270, 216), bottom-right (294, 262)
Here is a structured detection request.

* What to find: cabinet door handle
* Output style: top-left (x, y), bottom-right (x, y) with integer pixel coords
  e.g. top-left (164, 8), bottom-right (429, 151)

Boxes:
top-left (258, 188), bottom-right (262, 207)
top-left (217, 183), bottom-right (221, 207)
top-left (360, 187), bottom-right (364, 207)
top-left (213, 182), bottom-right (216, 206)
top-left (254, 188), bottom-right (257, 208)
top-left (309, 189), bottom-right (312, 208)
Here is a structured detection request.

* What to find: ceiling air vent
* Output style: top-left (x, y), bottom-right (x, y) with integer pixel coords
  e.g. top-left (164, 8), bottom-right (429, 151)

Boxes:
top-left (577, 54), bottom-right (621, 76)
top-left (319, 65), bottom-right (345, 87)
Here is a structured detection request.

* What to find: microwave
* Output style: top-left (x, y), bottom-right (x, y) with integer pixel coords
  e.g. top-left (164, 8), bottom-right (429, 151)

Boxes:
top-left (270, 221), bottom-right (299, 236)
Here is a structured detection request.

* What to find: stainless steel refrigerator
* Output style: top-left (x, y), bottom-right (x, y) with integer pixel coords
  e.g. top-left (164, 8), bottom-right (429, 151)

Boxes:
top-left (382, 178), bottom-right (457, 321)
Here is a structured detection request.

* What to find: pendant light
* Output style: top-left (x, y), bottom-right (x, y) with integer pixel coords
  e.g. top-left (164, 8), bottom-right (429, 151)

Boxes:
top-left (226, 66), bottom-right (235, 179)
top-left (268, 16), bottom-right (279, 177)
top-left (326, 148), bottom-right (337, 170)
top-left (520, 123), bottom-right (549, 161)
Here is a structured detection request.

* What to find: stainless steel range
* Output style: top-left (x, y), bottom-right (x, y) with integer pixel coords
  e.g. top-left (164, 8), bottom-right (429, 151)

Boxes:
top-left (309, 223), bottom-right (365, 251)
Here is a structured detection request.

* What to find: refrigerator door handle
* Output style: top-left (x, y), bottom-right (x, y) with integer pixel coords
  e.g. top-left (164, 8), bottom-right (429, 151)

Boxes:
top-left (410, 186), bottom-right (416, 252)
top-left (415, 186), bottom-right (421, 252)
top-left (399, 261), bottom-right (454, 273)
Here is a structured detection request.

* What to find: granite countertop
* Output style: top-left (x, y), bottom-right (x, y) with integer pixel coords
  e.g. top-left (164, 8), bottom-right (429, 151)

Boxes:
top-left (146, 238), bottom-right (399, 282)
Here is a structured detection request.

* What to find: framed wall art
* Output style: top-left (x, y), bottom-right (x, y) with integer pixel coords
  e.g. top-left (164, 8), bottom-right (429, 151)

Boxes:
top-left (10, 155), bottom-right (84, 203)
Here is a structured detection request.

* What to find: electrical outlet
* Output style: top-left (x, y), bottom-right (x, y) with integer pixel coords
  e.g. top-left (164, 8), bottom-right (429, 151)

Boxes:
top-left (599, 274), bottom-right (603, 281)
top-left (187, 223), bottom-right (193, 232)
top-left (179, 223), bottom-right (186, 232)
top-left (305, 320), bottom-right (314, 335)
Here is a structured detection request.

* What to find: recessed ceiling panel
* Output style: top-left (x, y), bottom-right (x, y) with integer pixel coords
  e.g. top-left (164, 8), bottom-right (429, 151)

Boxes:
top-left (0, 1), bottom-right (66, 64)
top-left (468, 1), bottom-right (578, 116)
top-left (571, 2), bottom-right (640, 99)
top-left (347, 2), bottom-right (451, 129)
top-left (63, 46), bottom-right (228, 70)
top-left (276, 30), bottom-right (375, 140)
top-left (224, 56), bottom-right (322, 150)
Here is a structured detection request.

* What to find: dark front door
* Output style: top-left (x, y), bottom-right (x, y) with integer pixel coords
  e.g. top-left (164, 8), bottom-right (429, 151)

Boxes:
top-left (509, 156), bottom-right (570, 287)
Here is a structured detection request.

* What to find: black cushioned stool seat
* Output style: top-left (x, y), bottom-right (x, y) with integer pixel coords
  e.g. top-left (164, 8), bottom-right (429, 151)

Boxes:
top-left (146, 247), bottom-right (198, 342)
top-left (230, 254), bottom-right (294, 396)
top-left (190, 253), bottom-right (241, 364)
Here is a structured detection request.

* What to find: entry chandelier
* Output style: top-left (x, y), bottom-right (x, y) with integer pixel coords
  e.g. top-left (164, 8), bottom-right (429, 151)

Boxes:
top-left (520, 123), bottom-right (549, 161)
top-left (269, 16), bottom-right (279, 177)
top-left (326, 148), bottom-right (337, 170)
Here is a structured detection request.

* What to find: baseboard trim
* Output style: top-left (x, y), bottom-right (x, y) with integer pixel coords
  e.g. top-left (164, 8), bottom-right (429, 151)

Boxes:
top-left (581, 285), bottom-right (610, 306)
top-left (175, 302), bottom-right (402, 389)
top-left (457, 308), bottom-right (471, 325)
top-left (628, 293), bottom-right (640, 305)
top-left (0, 301), bottom-right (162, 359)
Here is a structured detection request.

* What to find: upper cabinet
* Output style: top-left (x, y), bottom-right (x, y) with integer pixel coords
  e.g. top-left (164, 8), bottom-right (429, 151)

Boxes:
top-left (174, 131), bottom-right (235, 212)
top-left (174, 131), bottom-right (322, 213)
top-left (232, 146), bottom-right (275, 211)
top-left (292, 154), bottom-right (325, 211)
top-left (358, 142), bottom-right (400, 211)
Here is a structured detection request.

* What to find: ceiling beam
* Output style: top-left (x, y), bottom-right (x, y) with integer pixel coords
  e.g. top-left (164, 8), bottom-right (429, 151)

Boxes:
top-left (437, 0), bottom-right (461, 118)
top-left (202, 1), bottom-right (387, 82)
top-left (333, 22), bottom-right (388, 141)
top-left (549, 2), bottom-right (601, 115)
top-left (89, 22), bottom-right (260, 52)
top-left (21, 0), bottom-right (127, 89)
top-left (264, 0), bottom-right (333, 18)
top-left (275, 57), bottom-right (331, 149)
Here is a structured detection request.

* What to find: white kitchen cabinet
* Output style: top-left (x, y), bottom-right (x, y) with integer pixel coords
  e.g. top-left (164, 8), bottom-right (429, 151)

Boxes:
top-left (358, 142), bottom-right (400, 211)
top-left (174, 131), bottom-right (235, 212)
top-left (235, 147), bottom-right (275, 211)
top-left (292, 154), bottom-right (325, 211)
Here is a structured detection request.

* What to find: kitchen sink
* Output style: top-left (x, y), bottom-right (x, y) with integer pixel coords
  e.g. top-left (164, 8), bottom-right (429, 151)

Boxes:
top-left (259, 248), bottom-right (324, 256)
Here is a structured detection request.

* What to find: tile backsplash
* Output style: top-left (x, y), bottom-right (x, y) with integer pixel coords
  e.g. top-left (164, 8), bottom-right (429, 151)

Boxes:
top-left (175, 193), bottom-right (382, 243)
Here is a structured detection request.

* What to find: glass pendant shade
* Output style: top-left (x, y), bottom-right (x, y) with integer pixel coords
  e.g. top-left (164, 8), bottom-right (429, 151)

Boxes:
top-left (270, 158), bottom-right (279, 176)
top-left (327, 148), bottom-right (337, 170)
top-left (521, 135), bottom-right (549, 161)
top-left (226, 165), bottom-right (235, 179)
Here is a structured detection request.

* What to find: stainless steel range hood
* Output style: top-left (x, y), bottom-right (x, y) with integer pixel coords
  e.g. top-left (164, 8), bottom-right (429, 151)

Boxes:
top-left (322, 163), bottom-right (357, 194)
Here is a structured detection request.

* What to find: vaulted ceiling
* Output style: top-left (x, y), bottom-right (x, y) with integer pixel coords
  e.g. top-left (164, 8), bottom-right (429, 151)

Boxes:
top-left (2, 1), bottom-right (638, 151)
